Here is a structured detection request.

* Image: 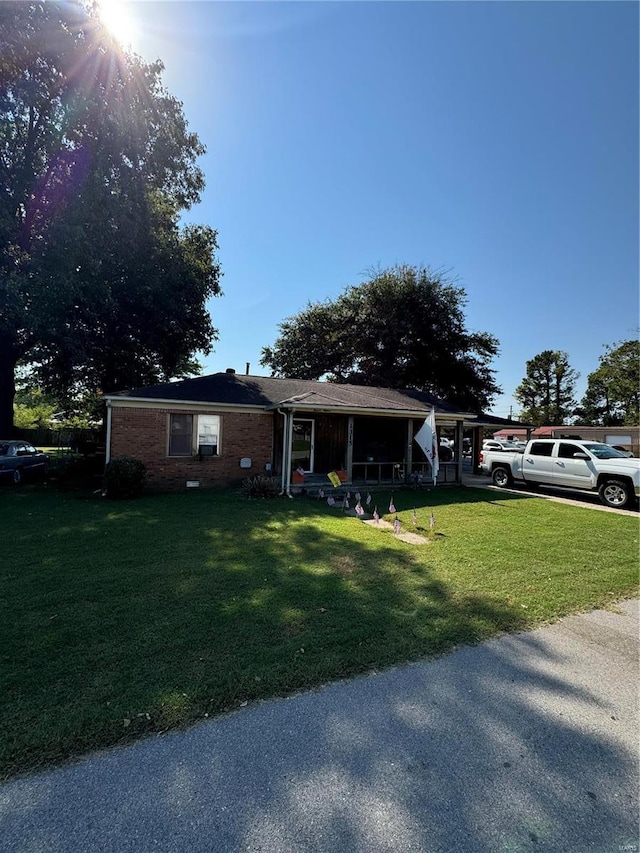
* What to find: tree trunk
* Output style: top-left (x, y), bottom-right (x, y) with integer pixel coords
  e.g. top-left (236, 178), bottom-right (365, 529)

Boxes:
top-left (0, 333), bottom-right (18, 437)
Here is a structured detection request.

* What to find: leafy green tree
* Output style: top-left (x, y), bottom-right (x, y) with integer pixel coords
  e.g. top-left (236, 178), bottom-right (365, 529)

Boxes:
top-left (13, 387), bottom-right (57, 429)
top-left (575, 339), bottom-right (640, 426)
top-left (261, 265), bottom-right (501, 411)
top-left (0, 1), bottom-right (222, 435)
top-left (514, 350), bottom-right (578, 425)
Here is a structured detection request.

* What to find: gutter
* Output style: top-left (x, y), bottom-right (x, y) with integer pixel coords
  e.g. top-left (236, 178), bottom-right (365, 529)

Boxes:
top-left (105, 395), bottom-right (265, 413)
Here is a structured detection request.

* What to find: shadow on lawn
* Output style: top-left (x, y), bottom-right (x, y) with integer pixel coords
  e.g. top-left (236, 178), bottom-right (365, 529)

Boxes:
top-left (0, 487), bottom-right (537, 779)
top-left (0, 558), bottom-right (636, 853)
top-left (1, 490), bottom-right (638, 847)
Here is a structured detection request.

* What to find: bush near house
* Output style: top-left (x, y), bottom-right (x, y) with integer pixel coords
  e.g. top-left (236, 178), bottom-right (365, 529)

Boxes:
top-left (103, 456), bottom-right (147, 499)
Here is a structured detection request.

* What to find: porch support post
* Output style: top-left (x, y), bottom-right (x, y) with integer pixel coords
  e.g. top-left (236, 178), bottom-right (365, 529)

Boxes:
top-left (473, 425), bottom-right (483, 475)
top-left (406, 419), bottom-right (413, 482)
top-left (278, 409), bottom-right (289, 495)
top-left (346, 415), bottom-right (354, 481)
top-left (455, 420), bottom-right (464, 483)
top-left (285, 410), bottom-right (295, 495)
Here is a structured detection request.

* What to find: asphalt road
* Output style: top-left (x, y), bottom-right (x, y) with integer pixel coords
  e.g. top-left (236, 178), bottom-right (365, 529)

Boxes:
top-left (1, 601), bottom-right (638, 853)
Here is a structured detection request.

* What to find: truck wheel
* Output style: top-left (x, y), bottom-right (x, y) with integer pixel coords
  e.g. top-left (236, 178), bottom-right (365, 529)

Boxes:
top-left (492, 466), bottom-right (512, 488)
top-left (599, 479), bottom-right (631, 509)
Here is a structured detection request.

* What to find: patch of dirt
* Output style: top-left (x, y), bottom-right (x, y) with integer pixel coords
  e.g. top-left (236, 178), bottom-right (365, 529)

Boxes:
top-left (332, 555), bottom-right (357, 575)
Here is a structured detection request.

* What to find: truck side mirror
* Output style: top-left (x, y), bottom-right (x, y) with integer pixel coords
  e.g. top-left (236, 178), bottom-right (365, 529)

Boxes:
top-left (572, 452), bottom-right (589, 460)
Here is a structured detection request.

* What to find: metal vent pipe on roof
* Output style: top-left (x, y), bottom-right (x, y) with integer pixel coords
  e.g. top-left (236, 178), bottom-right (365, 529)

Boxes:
top-left (246, 362), bottom-right (250, 375)
top-left (225, 368), bottom-right (235, 374)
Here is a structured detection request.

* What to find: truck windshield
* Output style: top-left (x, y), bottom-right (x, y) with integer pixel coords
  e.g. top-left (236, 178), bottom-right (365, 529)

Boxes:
top-left (583, 443), bottom-right (626, 459)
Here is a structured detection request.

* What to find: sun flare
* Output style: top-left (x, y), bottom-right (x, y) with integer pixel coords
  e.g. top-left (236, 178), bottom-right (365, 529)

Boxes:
top-left (97, 0), bottom-right (138, 48)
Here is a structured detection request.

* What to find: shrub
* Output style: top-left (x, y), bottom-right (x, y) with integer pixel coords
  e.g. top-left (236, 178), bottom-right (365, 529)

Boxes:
top-left (50, 456), bottom-right (101, 492)
top-left (240, 475), bottom-right (279, 499)
top-left (103, 456), bottom-right (147, 499)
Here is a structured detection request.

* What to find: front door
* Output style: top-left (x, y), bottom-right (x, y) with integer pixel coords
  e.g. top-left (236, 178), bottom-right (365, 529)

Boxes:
top-left (292, 419), bottom-right (315, 473)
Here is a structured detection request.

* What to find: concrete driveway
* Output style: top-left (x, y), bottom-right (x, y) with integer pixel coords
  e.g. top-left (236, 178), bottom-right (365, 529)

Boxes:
top-left (1, 600), bottom-right (638, 853)
top-left (463, 472), bottom-right (639, 515)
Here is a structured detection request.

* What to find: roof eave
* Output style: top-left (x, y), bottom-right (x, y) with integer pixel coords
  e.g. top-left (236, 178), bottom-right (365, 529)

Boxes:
top-left (269, 402), bottom-right (472, 419)
top-left (105, 395), bottom-right (266, 413)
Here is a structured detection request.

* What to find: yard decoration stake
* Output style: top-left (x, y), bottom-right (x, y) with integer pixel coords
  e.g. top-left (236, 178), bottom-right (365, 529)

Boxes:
top-left (413, 508), bottom-right (418, 526)
top-left (389, 496), bottom-right (396, 513)
top-left (366, 492), bottom-right (372, 505)
top-left (373, 506), bottom-right (380, 524)
top-left (393, 517), bottom-right (401, 535)
top-left (430, 511), bottom-right (436, 530)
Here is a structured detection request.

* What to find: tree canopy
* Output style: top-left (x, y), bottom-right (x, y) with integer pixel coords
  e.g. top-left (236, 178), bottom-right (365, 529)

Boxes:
top-left (575, 339), bottom-right (640, 426)
top-left (0, 1), bottom-right (221, 435)
top-left (514, 350), bottom-right (578, 425)
top-left (260, 265), bottom-right (501, 411)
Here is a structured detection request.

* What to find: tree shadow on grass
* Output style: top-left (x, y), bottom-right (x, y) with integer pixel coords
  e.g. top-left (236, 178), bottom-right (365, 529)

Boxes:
top-left (1, 490), bottom-right (532, 780)
top-left (0, 487), bottom-right (635, 795)
top-left (0, 596), bottom-right (636, 852)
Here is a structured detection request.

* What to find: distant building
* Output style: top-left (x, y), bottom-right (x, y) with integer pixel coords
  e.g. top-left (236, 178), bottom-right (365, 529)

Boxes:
top-left (493, 425), bottom-right (640, 456)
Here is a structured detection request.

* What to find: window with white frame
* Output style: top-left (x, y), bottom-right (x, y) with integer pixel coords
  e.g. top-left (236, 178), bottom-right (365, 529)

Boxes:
top-left (197, 415), bottom-right (220, 456)
top-left (168, 413), bottom-right (221, 457)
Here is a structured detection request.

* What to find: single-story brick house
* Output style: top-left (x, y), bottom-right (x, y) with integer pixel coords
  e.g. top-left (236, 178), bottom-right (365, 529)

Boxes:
top-left (105, 369), bottom-right (489, 491)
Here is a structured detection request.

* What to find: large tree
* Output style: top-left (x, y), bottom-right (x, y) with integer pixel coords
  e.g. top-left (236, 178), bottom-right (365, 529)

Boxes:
top-left (0, 1), bottom-right (221, 435)
top-left (514, 350), bottom-right (578, 425)
top-left (260, 265), bottom-right (501, 411)
top-left (575, 339), bottom-right (640, 426)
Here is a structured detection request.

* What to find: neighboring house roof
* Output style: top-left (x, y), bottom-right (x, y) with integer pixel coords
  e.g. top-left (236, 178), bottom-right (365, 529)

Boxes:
top-left (106, 372), bottom-right (472, 417)
top-left (468, 413), bottom-right (534, 430)
top-left (494, 425), bottom-right (640, 439)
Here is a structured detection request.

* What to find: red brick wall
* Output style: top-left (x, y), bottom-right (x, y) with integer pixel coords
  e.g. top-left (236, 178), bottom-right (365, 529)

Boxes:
top-left (110, 407), bottom-right (274, 489)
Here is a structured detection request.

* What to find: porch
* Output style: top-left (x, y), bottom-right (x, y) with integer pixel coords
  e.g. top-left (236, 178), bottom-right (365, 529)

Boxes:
top-left (273, 409), bottom-right (467, 495)
top-left (288, 461), bottom-right (462, 496)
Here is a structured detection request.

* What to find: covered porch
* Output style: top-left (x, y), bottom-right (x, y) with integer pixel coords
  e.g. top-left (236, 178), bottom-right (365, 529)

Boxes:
top-left (272, 406), bottom-right (468, 495)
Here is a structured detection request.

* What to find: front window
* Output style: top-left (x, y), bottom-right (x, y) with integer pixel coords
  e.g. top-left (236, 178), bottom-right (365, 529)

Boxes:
top-left (197, 415), bottom-right (220, 455)
top-left (168, 413), bottom-right (221, 457)
top-left (558, 443), bottom-right (583, 459)
top-left (169, 414), bottom-right (194, 456)
top-left (582, 442), bottom-right (626, 460)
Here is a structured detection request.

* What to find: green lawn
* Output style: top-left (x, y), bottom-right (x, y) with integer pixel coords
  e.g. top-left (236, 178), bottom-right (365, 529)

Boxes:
top-left (1, 485), bottom-right (638, 779)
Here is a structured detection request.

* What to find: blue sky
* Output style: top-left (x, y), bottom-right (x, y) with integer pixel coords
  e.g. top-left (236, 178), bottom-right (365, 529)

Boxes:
top-left (125, 1), bottom-right (638, 418)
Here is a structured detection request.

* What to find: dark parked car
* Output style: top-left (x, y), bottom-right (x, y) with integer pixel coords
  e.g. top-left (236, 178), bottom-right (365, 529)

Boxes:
top-left (0, 440), bottom-right (49, 484)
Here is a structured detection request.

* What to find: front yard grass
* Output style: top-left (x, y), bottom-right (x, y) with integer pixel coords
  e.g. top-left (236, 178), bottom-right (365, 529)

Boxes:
top-left (1, 485), bottom-right (638, 779)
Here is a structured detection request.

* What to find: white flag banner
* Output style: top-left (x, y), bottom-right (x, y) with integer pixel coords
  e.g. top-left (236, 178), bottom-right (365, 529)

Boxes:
top-left (414, 408), bottom-right (440, 485)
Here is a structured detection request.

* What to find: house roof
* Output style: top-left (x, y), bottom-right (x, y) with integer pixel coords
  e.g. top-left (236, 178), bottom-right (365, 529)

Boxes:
top-left (106, 372), bottom-right (471, 417)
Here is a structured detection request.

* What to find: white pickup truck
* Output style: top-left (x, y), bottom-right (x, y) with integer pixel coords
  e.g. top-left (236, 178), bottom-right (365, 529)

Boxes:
top-left (480, 439), bottom-right (640, 509)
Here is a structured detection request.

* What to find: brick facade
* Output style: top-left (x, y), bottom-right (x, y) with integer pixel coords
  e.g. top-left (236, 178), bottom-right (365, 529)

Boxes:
top-left (110, 406), bottom-right (275, 489)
